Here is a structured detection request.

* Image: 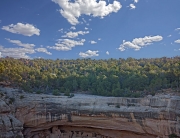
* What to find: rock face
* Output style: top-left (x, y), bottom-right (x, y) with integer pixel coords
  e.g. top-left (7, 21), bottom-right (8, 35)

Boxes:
top-left (0, 97), bottom-right (23, 137)
top-left (0, 87), bottom-right (180, 138)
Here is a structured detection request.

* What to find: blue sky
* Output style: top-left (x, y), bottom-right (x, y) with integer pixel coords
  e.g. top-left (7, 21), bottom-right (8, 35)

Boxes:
top-left (0, 0), bottom-right (180, 59)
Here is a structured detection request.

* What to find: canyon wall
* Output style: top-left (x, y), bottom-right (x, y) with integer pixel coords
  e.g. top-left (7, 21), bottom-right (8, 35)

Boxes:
top-left (0, 87), bottom-right (180, 138)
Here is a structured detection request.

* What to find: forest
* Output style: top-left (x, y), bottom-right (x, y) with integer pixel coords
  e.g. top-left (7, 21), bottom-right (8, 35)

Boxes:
top-left (0, 57), bottom-right (179, 97)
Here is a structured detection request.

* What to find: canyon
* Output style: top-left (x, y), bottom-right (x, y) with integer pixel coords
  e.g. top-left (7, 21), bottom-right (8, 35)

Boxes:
top-left (0, 87), bottom-right (180, 138)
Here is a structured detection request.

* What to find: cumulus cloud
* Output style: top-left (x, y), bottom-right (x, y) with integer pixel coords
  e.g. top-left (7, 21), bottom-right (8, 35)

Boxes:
top-left (2, 23), bottom-right (40, 36)
top-left (52, 0), bottom-right (122, 25)
top-left (35, 48), bottom-right (52, 55)
top-left (62, 31), bottom-right (89, 38)
top-left (82, 18), bottom-right (87, 23)
top-left (0, 45), bottom-right (35, 59)
top-left (132, 35), bottom-right (163, 46)
top-left (6, 38), bottom-right (35, 49)
top-left (129, 4), bottom-right (136, 9)
top-left (90, 40), bottom-right (97, 44)
top-left (167, 35), bottom-right (172, 37)
top-left (79, 50), bottom-right (99, 58)
top-left (174, 48), bottom-right (180, 51)
top-left (118, 35), bottom-right (163, 51)
top-left (134, 0), bottom-right (139, 3)
top-left (175, 39), bottom-right (180, 43)
top-left (106, 51), bottom-right (109, 55)
top-left (175, 28), bottom-right (180, 31)
top-left (47, 39), bottom-right (85, 51)
top-left (85, 27), bottom-right (88, 30)
top-left (70, 26), bottom-right (76, 30)
top-left (58, 28), bottom-right (63, 32)
top-left (98, 38), bottom-right (101, 40)
top-left (0, 39), bottom-right (52, 58)
top-left (0, 38), bottom-right (38, 58)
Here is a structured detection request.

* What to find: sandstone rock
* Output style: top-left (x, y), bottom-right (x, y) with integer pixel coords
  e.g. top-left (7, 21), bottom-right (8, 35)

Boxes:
top-left (0, 87), bottom-right (180, 138)
top-left (0, 114), bottom-right (23, 138)
top-left (0, 99), bottom-right (10, 113)
top-left (8, 114), bottom-right (23, 131)
top-left (0, 89), bottom-right (23, 138)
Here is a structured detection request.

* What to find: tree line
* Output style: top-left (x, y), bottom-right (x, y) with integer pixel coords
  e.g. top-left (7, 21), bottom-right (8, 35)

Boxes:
top-left (0, 57), bottom-right (179, 97)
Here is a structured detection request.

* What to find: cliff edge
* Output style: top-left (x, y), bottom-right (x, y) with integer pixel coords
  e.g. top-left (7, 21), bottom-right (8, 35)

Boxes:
top-left (0, 87), bottom-right (180, 138)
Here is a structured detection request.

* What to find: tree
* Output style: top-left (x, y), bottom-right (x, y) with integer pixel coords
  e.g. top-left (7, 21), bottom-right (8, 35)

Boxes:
top-left (72, 79), bottom-right (78, 91)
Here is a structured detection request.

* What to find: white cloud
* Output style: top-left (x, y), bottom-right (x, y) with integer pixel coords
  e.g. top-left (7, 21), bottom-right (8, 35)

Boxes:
top-left (0, 45), bottom-right (35, 59)
top-left (175, 28), bottom-right (180, 31)
top-left (90, 40), bottom-right (97, 44)
top-left (82, 18), bottom-right (87, 23)
top-left (120, 41), bottom-right (140, 51)
top-left (47, 39), bottom-right (85, 51)
top-left (106, 51), bottom-right (109, 55)
top-left (132, 35), bottom-right (163, 46)
top-left (174, 49), bottom-right (180, 51)
top-left (119, 46), bottom-right (125, 51)
top-left (62, 31), bottom-right (89, 38)
top-left (58, 28), bottom-right (63, 32)
top-left (175, 39), bottom-right (180, 43)
top-left (0, 52), bottom-right (2, 57)
top-left (35, 48), bottom-right (52, 55)
top-left (85, 27), bottom-right (88, 30)
top-left (2, 23), bottom-right (40, 36)
top-left (134, 0), bottom-right (139, 3)
top-left (79, 50), bottom-right (99, 58)
top-left (129, 4), bottom-right (136, 9)
top-left (52, 0), bottom-right (122, 25)
top-left (70, 26), bottom-right (76, 30)
top-left (0, 38), bottom-right (37, 58)
top-left (6, 38), bottom-right (35, 49)
top-left (48, 44), bottom-right (71, 51)
top-left (119, 35), bottom-right (163, 51)
top-left (98, 38), bottom-right (101, 40)
top-left (167, 35), bottom-right (172, 37)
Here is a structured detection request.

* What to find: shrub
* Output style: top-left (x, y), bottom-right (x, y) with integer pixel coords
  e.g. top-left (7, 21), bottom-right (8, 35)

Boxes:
top-left (68, 93), bottom-right (74, 98)
top-left (36, 90), bottom-right (42, 94)
top-left (116, 105), bottom-right (120, 108)
top-left (20, 95), bottom-right (24, 99)
top-left (132, 92), bottom-right (141, 98)
top-left (64, 89), bottom-right (70, 96)
top-left (0, 92), bottom-right (4, 97)
top-left (9, 98), bottom-right (15, 104)
top-left (151, 91), bottom-right (155, 96)
top-left (168, 133), bottom-right (178, 138)
top-left (52, 89), bottom-right (60, 96)
top-left (15, 135), bottom-right (22, 138)
top-left (127, 103), bottom-right (135, 107)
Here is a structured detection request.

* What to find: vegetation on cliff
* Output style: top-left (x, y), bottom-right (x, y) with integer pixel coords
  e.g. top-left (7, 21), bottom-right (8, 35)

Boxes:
top-left (0, 57), bottom-right (179, 97)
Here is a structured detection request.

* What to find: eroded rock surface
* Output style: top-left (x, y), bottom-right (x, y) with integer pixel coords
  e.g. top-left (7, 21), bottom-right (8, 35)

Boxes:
top-left (0, 92), bottom-right (23, 138)
top-left (0, 87), bottom-right (180, 138)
